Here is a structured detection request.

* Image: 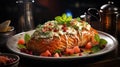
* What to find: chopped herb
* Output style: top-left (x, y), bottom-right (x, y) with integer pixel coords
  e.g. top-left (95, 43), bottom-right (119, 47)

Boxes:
top-left (73, 25), bottom-right (79, 30)
top-left (54, 49), bottom-right (61, 54)
top-left (40, 31), bottom-right (53, 38)
top-left (18, 44), bottom-right (26, 49)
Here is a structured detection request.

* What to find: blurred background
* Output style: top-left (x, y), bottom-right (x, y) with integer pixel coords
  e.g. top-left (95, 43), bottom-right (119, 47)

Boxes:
top-left (0, 0), bottom-right (120, 31)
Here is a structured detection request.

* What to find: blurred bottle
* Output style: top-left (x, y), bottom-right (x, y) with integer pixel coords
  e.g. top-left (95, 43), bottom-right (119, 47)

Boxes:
top-left (100, 1), bottom-right (119, 37)
top-left (100, 1), bottom-right (119, 57)
top-left (16, 0), bottom-right (35, 33)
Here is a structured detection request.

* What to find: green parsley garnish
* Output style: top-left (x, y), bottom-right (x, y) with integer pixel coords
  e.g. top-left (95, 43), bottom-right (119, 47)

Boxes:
top-left (55, 13), bottom-right (72, 25)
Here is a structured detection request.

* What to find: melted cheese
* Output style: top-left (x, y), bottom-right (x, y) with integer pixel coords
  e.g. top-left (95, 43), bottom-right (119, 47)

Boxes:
top-left (31, 19), bottom-right (91, 39)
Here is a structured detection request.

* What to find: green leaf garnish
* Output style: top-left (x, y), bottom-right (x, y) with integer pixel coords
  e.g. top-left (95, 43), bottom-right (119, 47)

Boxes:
top-left (24, 34), bottom-right (31, 43)
top-left (55, 13), bottom-right (72, 25)
top-left (66, 16), bottom-right (72, 22)
top-left (94, 34), bottom-right (100, 42)
top-left (76, 17), bottom-right (81, 22)
top-left (91, 45), bottom-right (101, 53)
top-left (55, 16), bottom-right (63, 24)
top-left (99, 38), bottom-right (107, 48)
top-left (62, 13), bottom-right (67, 20)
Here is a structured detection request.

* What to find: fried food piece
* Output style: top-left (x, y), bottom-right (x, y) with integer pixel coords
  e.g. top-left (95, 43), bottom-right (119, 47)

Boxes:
top-left (26, 28), bottom-right (97, 54)
top-left (26, 14), bottom-right (98, 54)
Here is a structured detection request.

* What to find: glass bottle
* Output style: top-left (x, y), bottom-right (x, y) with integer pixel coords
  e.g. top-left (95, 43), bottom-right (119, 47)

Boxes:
top-left (16, 0), bottom-right (35, 33)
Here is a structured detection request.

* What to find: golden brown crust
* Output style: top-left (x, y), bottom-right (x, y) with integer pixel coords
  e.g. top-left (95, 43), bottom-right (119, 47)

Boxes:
top-left (26, 28), bottom-right (98, 54)
top-left (26, 35), bottom-right (77, 54)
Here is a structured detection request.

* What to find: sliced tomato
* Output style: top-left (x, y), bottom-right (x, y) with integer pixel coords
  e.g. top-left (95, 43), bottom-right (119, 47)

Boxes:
top-left (65, 48), bottom-right (74, 55)
top-left (18, 39), bottom-right (25, 45)
top-left (54, 53), bottom-right (60, 57)
top-left (73, 46), bottom-right (80, 54)
top-left (85, 42), bottom-right (92, 49)
top-left (40, 50), bottom-right (51, 57)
